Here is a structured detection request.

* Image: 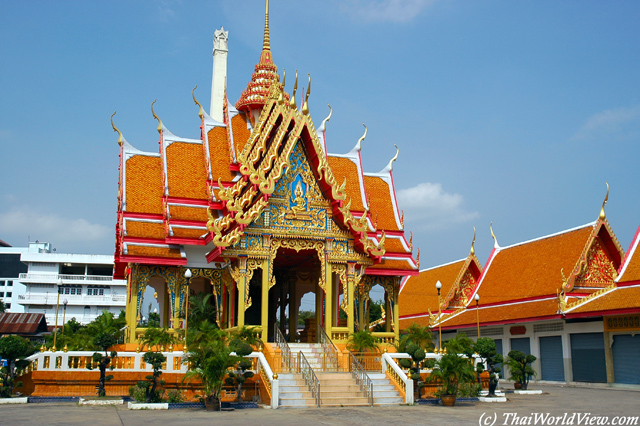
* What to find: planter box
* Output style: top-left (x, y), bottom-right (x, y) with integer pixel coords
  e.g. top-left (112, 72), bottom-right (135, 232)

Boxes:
top-left (514, 389), bottom-right (542, 395)
top-left (127, 402), bottom-right (169, 410)
top-left (478, 396), bottom-right (507, 403)
top-left (79, 397), bottom-right (124, 405)
top-left (0, 397), bottom-right (28, 404)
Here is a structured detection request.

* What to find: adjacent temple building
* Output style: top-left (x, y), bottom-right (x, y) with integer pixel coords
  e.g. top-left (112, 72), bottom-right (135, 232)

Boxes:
top-left (112, 3), bottom-right (418, 345)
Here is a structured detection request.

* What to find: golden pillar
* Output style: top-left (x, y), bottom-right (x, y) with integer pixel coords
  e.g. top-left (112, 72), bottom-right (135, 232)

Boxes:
top-left (261, 259), bottom-right (269, 342)
top-left (237, 275), bottom-right (246, 328)
top-left (347, 273), bottom-right (355, 334)
top-left (324, 263), bottom-right (333, 336)
top-left (393, 286), bottom-right (400, 342)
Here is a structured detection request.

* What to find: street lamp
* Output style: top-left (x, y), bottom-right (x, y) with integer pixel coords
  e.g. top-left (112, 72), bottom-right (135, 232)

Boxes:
top-left (62, 299), bottom-right (68, 335)
top-left (53, 278), bottom-right (62, 351)
top-left (184, 269), bottom-right (192, 347)
top-left (474, 293), bottom-right (480, 339)
top-left (435, 280), bottom-right (442, 353)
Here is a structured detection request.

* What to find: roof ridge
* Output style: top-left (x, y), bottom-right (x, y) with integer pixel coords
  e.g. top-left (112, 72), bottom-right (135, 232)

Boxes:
top-left (616, 222), bottom-right (640, 281)
top-left (417, 258), bottom-right (467, 273)
top-left (500, 221), bottom-right (596, 250)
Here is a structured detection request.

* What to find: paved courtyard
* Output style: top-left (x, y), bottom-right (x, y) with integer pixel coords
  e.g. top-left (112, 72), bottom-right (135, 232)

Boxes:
top-left (2, 384), bottom-right (639, 426)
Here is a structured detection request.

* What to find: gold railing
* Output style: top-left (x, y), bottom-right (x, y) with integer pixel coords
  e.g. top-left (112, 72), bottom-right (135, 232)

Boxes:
top-left (372, 331), bottom-right (396, 344)
top-left (353, 353), bottom-right (382, 371)
top-left (386, 361), bottom-right (406, 394)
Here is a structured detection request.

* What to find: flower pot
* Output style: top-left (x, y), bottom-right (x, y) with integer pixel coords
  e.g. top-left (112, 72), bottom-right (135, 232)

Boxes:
top-left (440, 394), bottom-right (456, 406)
top-left (204, 396), bottom-right (221, 411)
top-left (480, 371), bottom-right (490, 389)
top-left (514, 383), bottom-right (522, 390)
top-left (488, 379), bottom-right (498, 396)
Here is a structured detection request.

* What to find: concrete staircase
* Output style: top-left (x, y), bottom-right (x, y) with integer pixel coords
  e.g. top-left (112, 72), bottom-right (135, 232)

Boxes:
top-left (275, 343), bottom-right (402, 408)
top-left (368, 372), bottom-right (404, 405)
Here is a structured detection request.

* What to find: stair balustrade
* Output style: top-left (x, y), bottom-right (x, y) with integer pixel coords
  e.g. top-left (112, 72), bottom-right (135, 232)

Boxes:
top-left (274, 324), bottom-right (296, 372)
top-left (318, 326), bottom-right (340, 371)
top-left (297, 351), bottom-right (321, 408)
top-left (348, 351), bottom-right (374, 406)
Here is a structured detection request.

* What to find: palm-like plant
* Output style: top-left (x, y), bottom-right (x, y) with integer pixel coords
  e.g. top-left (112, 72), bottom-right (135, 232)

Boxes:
top-left (427, 335), bottom-right (476, 397)
top-left (187, 293), bottom-right (218, 326)
top-left (139, 327), bottom-right (178, 352)
top-left (347, 330), bottom-right (380, 353)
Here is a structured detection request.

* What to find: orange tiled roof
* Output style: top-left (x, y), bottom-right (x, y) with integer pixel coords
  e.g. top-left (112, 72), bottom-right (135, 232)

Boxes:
top-left (568, 285), bottom-right (640, 314)
top-left (126, 221), bottom-right (165, 240)
top-left (166, 142), bottom-right (208, 200)
top-left (168, 206), bottom-right (209, 222)
top-left (171, 227), bottom-right (207, 239)
top-left (125, 156), bottom-right (164, 215)
top-left (618, 226), bottom-right (640, 283)
top-left (231, 113), bottom-right (252, 159)
top-left (208, 127), bottom-right (236, 183)
top-left (368, 258), bottom-right (415, 270)
top-left (399, 260), bottom-right (466, 318)
top-left (477, 225), bottom-right (594, 304)
top-left (399, 314), bottom-right (431, 330)
top-left (442, 298), bottom-right (560, 328)
top-left (327, 156), bottom-right (365, 211)
top-left (126, 245), bottom-right (182, 259)
top-left (383, 237), bottom-right (409, 253)
top-left (364, 175), bottom-right (399, 231)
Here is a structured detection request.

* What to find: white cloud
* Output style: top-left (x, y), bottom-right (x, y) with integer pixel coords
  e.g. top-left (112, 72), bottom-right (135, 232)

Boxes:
top-left (342, 0), bottom-right (439, 23)
top-left (0, 206), bottom-right (111, 253)
top-left (572, 105), bottom-right (640, 141)
top-left (396, 182), bottom-right (479, 229)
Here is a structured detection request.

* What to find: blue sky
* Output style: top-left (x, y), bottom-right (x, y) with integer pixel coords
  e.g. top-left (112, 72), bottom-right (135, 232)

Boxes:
top-left (1, 0), bottom-right (639, 273)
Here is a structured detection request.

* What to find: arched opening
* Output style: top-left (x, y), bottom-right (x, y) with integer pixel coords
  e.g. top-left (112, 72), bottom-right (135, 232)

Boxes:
top-left (140, 276), bottom-right (169, 327)
top-left (367, 284), bottom-right (386, 331)
top-left (268, 247), bottom-right (322, 342)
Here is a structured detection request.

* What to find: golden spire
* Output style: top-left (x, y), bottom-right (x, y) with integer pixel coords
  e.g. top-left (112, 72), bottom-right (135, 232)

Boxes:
top-left (110, 111), bottom-right (123, 146)
top-left (470, 226), bottom-right (476, 256)
top-left (263, 0), bottom-right (270, 51)
top-left (278, 68), bottom-right (286, 104)
top-left (320, 104), bottom-right (332, 131)
top-left (599, 181), bottom-right (609, 220)
top-left (302, 74), bottom-right (311, 115)
top-left (388, 144), bottom-right (399, 171)
top-left (192, 86), bottom-right (204, 118)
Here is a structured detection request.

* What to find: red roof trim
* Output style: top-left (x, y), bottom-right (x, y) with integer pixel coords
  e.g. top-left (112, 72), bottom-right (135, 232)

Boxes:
top-left (166, 237), bottom-right (205, 246)
top-left (123, 212), bottom-right (164, 220)
top-left (123, 237), bottom-right (167, 245)
top-left (441, 313), bottom-right (563, 330)
top-left (165, 196), bottom-right (209, 206)
top-left (365, 268), bottom-right (419, 277)
top-left (565, 307), bottom-right (640, 319)
top-left (118, 255), bottom-right (186, 266)
top-left (170, 219), bottom-right (207, 227)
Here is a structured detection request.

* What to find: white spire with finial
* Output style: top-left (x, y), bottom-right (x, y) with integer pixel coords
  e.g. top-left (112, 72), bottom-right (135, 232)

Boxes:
top-left (210, 27), bottom-right (229, 122)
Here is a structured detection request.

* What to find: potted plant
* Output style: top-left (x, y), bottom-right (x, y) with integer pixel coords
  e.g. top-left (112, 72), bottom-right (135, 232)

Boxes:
top-left (473, 337), bottom-right (503, 397)
top-left (505, 350), bottom-right (536, 390)
top-left (224, 341), bottom-right (254, 402)
top-left (426, 335), bottom-right (476, 406)
top-left (394, 324), bottom-right (434, 398)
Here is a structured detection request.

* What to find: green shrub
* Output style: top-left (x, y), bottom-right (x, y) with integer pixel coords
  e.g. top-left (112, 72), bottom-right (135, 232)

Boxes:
top-left (166, 389), bottom-right (184, 403)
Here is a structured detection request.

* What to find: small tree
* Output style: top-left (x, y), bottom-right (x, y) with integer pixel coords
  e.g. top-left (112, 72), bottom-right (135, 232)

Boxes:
top-left (87, 333), bottom-right (117, 397)
top-left (474, 337), bottom-right (503, 396)
top-left (141, 351), bottom-right (167, 402)
top-left (0, 300), bottom-right (6, 313)
top-left (0, 336), bottom-right (36, 397)
top-left (505, 350), bottom-right (536, 390)
top-left (224, 341), bottom-right (254, 402)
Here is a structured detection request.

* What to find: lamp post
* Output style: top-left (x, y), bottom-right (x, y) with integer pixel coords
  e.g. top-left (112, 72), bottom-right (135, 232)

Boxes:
top-left (53, 278), bottom-right (62, 351)
top-left (435, 280), bottom-right (442, 353)
top-left (62, 299), bottom-right (68, 335)
top-left (184, 269), bottom-right (192, 347)
top-left (474, 293), bottom-right (480, 339)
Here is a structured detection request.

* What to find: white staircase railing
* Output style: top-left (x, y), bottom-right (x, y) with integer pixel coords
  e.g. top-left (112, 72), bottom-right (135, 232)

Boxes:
top-left (381, 352), bottom-right (414, 404)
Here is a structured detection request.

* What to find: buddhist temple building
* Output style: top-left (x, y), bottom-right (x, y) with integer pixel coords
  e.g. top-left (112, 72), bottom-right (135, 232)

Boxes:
top-left (112, 2), bottom-right (418, 346)
top-left (399, 193), bottom-right (640, 385)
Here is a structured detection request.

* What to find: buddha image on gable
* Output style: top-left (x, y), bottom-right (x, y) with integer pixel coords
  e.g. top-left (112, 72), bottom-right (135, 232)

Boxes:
top-left (286, 179), bottom-right (311, 220)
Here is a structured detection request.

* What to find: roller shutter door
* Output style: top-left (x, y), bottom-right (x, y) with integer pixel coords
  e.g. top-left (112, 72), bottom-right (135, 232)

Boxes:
top-left (510, 337), bottom-right (531, 355)
top-left (612, 334), bottom-right (640, 384)
top-left (539, 336), bottom-right (565, 381)
top-left (570, 333), bottom-right (606, 383)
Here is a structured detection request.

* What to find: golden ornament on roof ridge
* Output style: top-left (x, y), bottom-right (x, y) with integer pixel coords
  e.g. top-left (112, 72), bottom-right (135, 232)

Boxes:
top-left (151, 99), bottom-right (162, 133)
top-left (470, 226), bottom-right (476, 256)
top-left (192, 86), bottom-right (204, 118)
top-left (302, 74), bottom-right (311, 115)
top-left (599, 181), bottom-right (609, 220)
top-left (110, 111), bottom-right (123, 146)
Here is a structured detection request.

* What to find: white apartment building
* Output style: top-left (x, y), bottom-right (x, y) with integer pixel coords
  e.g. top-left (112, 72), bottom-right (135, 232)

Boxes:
top-left (0, 240), bottom-right (28, 313)
top-left (17, 241), bottom-right (126, 325)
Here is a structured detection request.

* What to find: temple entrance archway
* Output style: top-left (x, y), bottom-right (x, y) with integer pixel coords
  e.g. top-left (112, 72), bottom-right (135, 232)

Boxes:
top-left (268, 247), bottom-right (322, 343)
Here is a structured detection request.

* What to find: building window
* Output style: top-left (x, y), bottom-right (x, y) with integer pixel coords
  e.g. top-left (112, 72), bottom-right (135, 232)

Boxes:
top-left (87, 286), bottom-right (107, 296)
top-left (7, 281), bottom-right (12, 287)
top-left (0, 292), bottom-right (3, 297)
top-left (5, 292), bottom-right (11, 297)
top-left (60, 285), bottom-right (82, 295)
top-left (5, 303), bottom-right (10, 309)
top-left (0, 281), bottom-right (4, 286)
